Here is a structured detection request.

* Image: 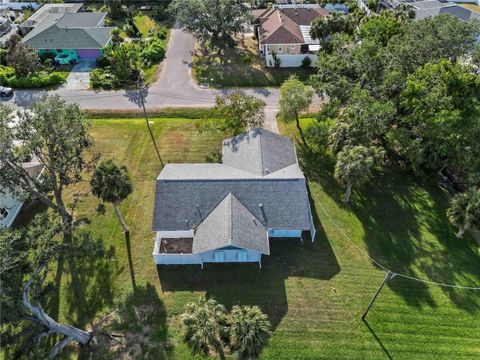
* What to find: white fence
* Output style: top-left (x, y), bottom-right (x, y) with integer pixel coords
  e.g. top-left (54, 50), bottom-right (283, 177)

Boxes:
top-left (357, 0), bottom-right (372, 15)
top-left (152, 238), bottom-right (202, 265)
top-left (265, 54), bottom-right (317, 68)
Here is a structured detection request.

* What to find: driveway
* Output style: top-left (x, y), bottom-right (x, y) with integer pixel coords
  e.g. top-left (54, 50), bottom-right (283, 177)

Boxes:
top-left (61, 60), bottom-right (96, 91)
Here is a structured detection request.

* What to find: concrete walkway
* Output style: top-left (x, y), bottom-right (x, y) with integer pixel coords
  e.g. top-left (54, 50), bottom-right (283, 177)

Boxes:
top-left (61, 60), bottom-right (96, 91)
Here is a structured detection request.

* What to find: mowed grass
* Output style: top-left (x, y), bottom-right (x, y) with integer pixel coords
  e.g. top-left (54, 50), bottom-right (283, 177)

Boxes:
top-left (133, 14), bottom-right (157, 37)
top-left (55, 118), bottom-right (479, 359)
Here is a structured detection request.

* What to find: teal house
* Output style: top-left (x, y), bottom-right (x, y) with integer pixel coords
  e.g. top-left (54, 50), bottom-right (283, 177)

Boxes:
top-left (22, 11), bottom-right (115, 62)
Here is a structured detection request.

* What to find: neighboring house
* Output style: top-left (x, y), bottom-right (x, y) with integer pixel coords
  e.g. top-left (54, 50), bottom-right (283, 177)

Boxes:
top-left (19, 3), bottom-right (83, 34)
top-left (380, 0), bottom-right (480, 21)
top-left (0, 15), bottom-right (18, 47)
top-left (20, 4), bottom-right (114, 61)
top-left (152, 128), bottom-right (316, 268)
top-left (0, 158), bottom-right (43, 229)
top-left (253, 4), bottom-right (329, 68)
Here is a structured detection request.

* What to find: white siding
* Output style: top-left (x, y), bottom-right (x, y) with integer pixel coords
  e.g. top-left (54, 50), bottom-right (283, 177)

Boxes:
top-left (268, 229), bottom-right (302, 238)
top-left (265, 54), bottom-right (317, 68)
top-left (156, 230), bottom-right (194, 238)
top-left (0, 189), bottom-right (23, 228)
top-left (152, 236), bottom-right (202, 265)
top-left (201, 248), bottom-right (261, 263)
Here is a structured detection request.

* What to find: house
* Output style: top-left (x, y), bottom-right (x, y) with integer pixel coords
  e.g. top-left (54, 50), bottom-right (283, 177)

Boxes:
top-left (380, 0), bottom-right (480, 21)
top-left (0, 158), bottom-right (43, 229)
top-left (19, 3), bottom-right (83, 34)
top-left (20, 4), bottom-right (114, 61)
top-left (152, 128), bottom-right (316, 268)
top-left (254, 4), bottom-right (329, 68)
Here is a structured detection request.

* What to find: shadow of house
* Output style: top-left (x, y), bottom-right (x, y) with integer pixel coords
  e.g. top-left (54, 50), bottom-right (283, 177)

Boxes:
top-left (157, 232), bottom-right (340, 330)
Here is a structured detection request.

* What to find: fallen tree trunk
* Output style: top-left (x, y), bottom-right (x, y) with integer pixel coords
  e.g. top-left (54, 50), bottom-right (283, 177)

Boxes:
top-left (22, 263), bottom-right (93, 358)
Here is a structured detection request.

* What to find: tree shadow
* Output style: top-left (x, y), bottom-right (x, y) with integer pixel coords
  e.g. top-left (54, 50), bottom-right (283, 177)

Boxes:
top-left (296, 144), bottom-right (480, 311)
top-left (79, 282), bottom-right (172, 359)
top-left (157, 232), bottom-right (340, 330)
top-left (63, 241), bottom-right (119, 329)
top-left (125, 231), bottom-right (137, 291)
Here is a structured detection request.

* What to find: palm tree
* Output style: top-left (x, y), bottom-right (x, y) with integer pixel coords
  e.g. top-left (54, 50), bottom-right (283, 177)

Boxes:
top-left (279, 75), bottom-right (314, 146)
top-left (447, 187), bottom-right (480, 238)
top-left (90, 159), bottom-right (133, 234)
top-left (229, 305), bottom-right (271, 360)
top-left (334, 145), bottom-right (383, 203)
top-left (182, 297), bottom-right (229, 360)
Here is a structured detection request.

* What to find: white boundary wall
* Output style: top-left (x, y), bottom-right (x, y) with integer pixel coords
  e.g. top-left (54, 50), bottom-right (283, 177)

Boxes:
top-left (265, 54), bottom-right (317, 68)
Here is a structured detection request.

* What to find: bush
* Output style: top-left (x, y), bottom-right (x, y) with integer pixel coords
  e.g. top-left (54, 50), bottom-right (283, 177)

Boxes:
top-left (0, 48), bottom-right (7, 66)
top-left (152, 6), bottom-right (169, 21)
top-left (141, 39), bottom-right (166, 63)
top-left (240, 52), bottom-right (253, 64)
top-left (0, 66), bottom-right (67, 88)
top-left (301, 56), bottom-right (312, 69)
top-left (149, 25), bottom-right (168, 40)
top-left (96, 54), bottom-right (110, 68)
top-left (90, 67), bottom-right (118, 89)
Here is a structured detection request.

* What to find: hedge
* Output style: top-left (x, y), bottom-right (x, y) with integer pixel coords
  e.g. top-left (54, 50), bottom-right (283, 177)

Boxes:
top-left (0, 66), bottom-right (67, 89)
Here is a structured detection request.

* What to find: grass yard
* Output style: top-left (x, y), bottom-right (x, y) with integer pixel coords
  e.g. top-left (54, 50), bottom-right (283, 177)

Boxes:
top-left (460, 3), bottom-right (480, 12)
top-left (134, 14), bottom-right (157, 37)
top-left (49, 118), bottom-right (479, 359)
top-left (192, 37), bottom-right (314, 88)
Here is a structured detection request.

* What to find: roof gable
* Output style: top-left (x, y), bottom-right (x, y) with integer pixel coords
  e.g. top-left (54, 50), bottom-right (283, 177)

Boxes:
top-left (222, 128), bottom-right (298, 176)
top-left (193, 193), bottom-right (269, 255)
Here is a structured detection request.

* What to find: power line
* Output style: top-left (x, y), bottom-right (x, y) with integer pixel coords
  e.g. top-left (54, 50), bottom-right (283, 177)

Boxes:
top-left (312, 193), bottom-right (480, 291)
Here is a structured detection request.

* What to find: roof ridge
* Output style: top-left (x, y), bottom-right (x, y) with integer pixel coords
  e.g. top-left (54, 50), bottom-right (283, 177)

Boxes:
top-left (227, 193), bottom-right (233, 242)
top-left (258, 130), bottom-right (265, 176)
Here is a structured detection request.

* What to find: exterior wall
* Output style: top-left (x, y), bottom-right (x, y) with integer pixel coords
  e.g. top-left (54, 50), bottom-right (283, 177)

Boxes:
top-left (201, 248), bottom-right (261, 263)
top-left (77, 48), bottom-right (102, 59)
top-left (0, 189), bottom-right (23, 228)
top-left (156, 230), bottom-right (194, 238)
top-left (266, 43), bottom-right (302, 55)
top-left (152, 236), bottom-right (202, 265)
top-left (265, 53), bottom-right (317, 68)
top-left (39, 48), bottom-right (78, 60)
top-left (268, 229), bottom-right (302, 238)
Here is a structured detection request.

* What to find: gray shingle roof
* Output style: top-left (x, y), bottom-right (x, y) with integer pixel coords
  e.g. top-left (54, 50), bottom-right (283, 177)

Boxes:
top-left (193, 193), bottom-right (269, 255)
top-left (152, 177), bottom-right (311, 231)
top-left (22, 12), bottom-right (113, 49)
top-left (222, 128), bottom-right (298, 176)
top-left (152, 128), bottom-right (312, 239)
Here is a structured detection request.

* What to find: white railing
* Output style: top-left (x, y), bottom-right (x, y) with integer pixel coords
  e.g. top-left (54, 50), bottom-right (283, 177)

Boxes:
top-left (152, 237), bottom-right (202, 265)
top-left (265, 54), bottom-right (317, 68)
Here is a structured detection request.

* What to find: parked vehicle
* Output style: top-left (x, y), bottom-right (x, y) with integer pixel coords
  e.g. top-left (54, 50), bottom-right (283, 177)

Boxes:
top-left (0, 86), bottom-right (13, 97)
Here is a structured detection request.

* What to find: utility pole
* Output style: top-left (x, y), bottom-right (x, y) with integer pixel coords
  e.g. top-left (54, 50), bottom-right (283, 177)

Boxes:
top-left (137, 75), bottom-right (164, 167)
top-left (362, 271), bottom-right (395, 320)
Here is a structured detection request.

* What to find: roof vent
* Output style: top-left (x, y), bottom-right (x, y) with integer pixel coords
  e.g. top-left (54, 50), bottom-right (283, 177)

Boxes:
top-left (259, 204), bottom-right (263, 208)
top-left (265, 168), bottom-right (270, 174)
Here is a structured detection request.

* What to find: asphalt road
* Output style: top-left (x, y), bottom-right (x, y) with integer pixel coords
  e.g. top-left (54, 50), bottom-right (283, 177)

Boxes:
top-left (2, 26), bottom-right (320, 115)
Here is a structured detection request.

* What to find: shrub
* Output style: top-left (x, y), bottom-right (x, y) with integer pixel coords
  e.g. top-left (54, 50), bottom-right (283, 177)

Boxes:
top-left (90, 67), bottom-right (118, 89)
top-left (0, 66), bottom-right (67, 88)
top-left (240, 52), bottom-right (252, 64)
top-left (0, 48), bottom-right (7, 65)
top-left (149, 25), bottom-right (168, 40)
top-left (96, 54), bottom-right (110, 68)
top-left (301, 56), bottom-right (312, 68)
top-left (141, 39), bottom-right (166, 63)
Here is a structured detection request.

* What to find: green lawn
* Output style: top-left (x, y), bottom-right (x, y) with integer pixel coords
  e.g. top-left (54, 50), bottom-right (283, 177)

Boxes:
top-left (134, 14), bottom-right (157, 37)
top-left (49, 118), bottom-right (479, 359)
top-left (192, 37), bottom-right (314, 88)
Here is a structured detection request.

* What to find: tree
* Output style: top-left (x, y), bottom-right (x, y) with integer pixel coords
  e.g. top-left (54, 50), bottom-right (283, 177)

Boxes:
top-left (398, 60), bottom-right (480, 175)
top-left (0, 96), bottom-right (96, 230)
top-left (107, 42), bottom-right (141, 81)
top-left (334, 145), bottom-right (383, 202)
top-left (0, 214), bottom-right (103, 357)
top-left (200, 91), bottom-right (266, 136)
top-left (104, 0), bottom-right (124, 20)
top-left (90, 159), bottom-right (133, 234)
top-left (358, 13), bottom-right (403, 46)
top-left (279, 75), bottom-right (314, 145)
top-left (447, 187), bottom-right (480, 238)
top-left (310, 12), bottom-right (356, 43)
top-left (229, 305), bottom-right (271, 359)
top-left (182, 297), bottom-right (229, 360)
top-left (6, 34), bottom-right (40, 77)
top-left (169, 0), bottom-right (251, 50)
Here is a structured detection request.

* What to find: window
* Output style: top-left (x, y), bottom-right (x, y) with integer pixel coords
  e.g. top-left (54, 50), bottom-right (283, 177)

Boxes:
top-left (237, 251), bottom-right (248, 262)
top-left (214, 251), bottom-right (225, 262)
top-left (0, 208), bottom-right (8, 219)
top-left (278, 46), bottom-right (283, 53)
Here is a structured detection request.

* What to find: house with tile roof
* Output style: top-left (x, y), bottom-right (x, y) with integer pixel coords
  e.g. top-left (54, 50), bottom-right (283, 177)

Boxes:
top-left (152, 128), bottom-right (316, 268)
top-left (21, 4), bottom-right (114, 61)
top-left (253, 4), bottom-right (329, 67)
